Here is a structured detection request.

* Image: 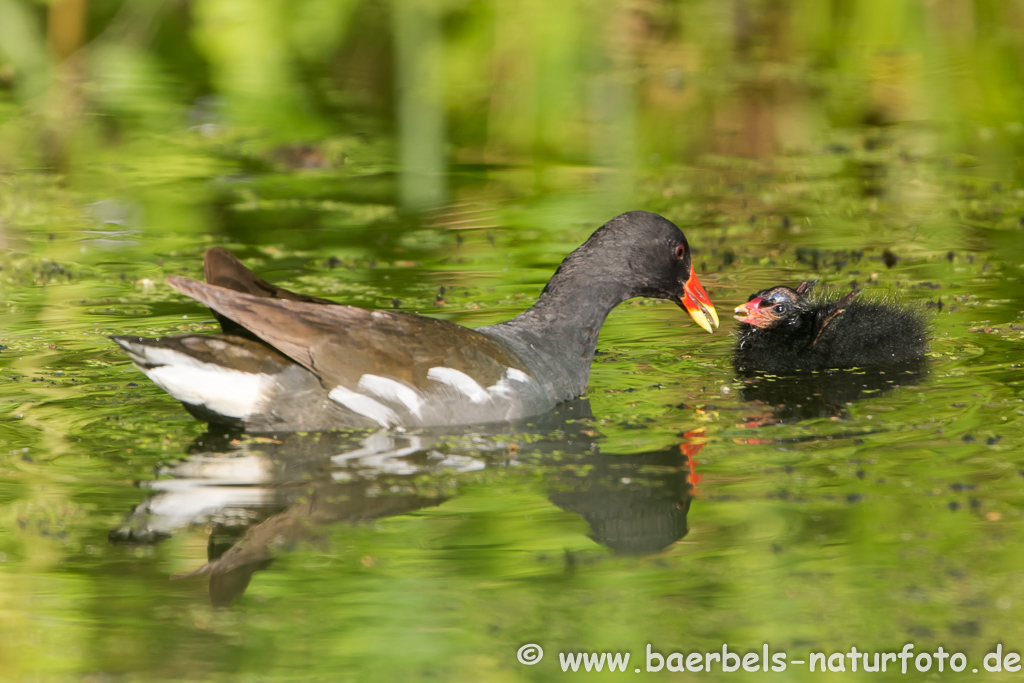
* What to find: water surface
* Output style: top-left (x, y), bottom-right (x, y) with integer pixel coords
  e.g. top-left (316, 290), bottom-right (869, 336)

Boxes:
top-left (1, 142), bottom-right (1023, 681)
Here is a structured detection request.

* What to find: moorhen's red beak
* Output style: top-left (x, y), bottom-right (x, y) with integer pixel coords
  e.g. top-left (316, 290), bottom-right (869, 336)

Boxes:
top-left (733, 297), bottom-right (763, 325)
top-left (681, 264), bottom-right (719, 334)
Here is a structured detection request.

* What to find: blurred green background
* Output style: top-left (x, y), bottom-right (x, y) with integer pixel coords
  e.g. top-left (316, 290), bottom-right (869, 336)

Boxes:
top-left (2, 2), bottom-right (1024, 682)
top-left (5, 0), bottom-right (1024, 189)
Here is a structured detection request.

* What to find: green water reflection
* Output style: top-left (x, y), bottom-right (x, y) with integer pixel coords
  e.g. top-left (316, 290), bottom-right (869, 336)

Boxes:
top-left (0, 151), bottom-right (1022, 680)
top-left (1, 1), bottom-right (1024, 680)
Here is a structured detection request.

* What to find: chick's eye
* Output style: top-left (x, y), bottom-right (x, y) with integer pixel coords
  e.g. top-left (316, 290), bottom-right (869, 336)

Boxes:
top-left (773, 304), bottom-right (786, 314)
top-left (673, 244), bottom-right (686, 260)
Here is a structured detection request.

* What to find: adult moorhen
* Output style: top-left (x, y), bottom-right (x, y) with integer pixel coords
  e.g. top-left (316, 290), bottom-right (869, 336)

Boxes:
top-left (732, 280), bottom-right (927, 373)
top-left (115, 211), bottom-right (719, 432)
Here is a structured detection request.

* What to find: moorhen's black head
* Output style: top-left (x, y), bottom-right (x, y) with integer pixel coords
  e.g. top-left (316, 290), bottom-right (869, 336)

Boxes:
top-left (542, 210), bottom-right (719, 333)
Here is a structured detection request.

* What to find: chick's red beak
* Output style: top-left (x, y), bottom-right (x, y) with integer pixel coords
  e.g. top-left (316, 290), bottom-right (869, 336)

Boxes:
top-left (733, 297), bottom-right (764, 325)
top-left (681, 264), bottom-right (719, 334)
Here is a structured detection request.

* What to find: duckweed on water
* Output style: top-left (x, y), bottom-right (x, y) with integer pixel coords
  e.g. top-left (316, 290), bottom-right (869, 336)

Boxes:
top-left (0, 138), bottom-right (1022, 680)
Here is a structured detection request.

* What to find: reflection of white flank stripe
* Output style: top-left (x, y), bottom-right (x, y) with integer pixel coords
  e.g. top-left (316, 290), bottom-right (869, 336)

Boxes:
top-left (160, 453), bottom-right (273, 483)
top-left (427, 367), bottom-right (490, 403)
top-left (328, 386), bottom-right (400, 427)
top-left (506, 368), bottom-right (530, 383)
top-left (357, 375), bottom-right (424, 417)
top-left (487, 377), bottom-right (513, 399)
top-left (331, 433), bottom-right (425, 463)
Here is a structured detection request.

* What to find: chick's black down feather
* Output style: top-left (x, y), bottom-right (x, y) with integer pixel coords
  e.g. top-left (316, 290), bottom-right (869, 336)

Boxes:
top-left (733, 281), bottom-right (927, 373)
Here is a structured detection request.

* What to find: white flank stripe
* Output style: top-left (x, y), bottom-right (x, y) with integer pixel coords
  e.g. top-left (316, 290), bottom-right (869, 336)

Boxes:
top-left (357, 375), bottom-right (424, 417)
top-left (328, 386), bottom-right (400, 427)
top-left (427, 367), bottom-right (490, 403)
top-left (139, 352), bottom-right (272, 419)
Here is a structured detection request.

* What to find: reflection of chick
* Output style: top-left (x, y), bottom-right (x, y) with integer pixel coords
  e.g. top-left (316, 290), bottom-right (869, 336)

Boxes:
top-left (732, 281), bottom-right (927, 373)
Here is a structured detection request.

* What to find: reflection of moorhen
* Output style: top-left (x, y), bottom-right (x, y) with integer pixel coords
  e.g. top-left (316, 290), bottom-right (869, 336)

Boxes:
top-left (194, 476), bottom-right (444, 607)
top-left (546, 444), bottom-right (699, 556)
top-left (110, 402), bottom-right (703, 605)
top-left (114, 212), bottom-right (719, 432)
top-left (733, 281), bottom-right (927, 373)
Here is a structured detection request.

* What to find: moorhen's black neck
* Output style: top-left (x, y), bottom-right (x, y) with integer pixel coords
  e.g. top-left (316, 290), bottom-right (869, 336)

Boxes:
top-left (479, 252), bottom-right (636, 401)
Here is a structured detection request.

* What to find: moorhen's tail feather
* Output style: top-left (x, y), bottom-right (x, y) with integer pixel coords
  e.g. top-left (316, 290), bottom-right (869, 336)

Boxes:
top-left (203, 248), bottom-right (335, 334)
top-left (169, 276), bottom-right (330, 373)
top-left (111, 333), bottom-right (303, 427)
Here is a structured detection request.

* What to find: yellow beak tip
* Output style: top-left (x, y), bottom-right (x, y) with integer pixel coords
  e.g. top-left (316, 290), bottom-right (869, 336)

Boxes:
top-left (690, 308), bottom-right (718, 334)
top-left (682, 297), bottom-right (719, 334)
top-left (708, 307), bottom-right (721, 329)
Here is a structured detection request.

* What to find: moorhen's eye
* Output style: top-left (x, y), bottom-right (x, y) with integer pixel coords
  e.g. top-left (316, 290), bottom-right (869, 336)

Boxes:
top-left (773, 304), bottom-right (786, 314)
top-left (673, 244), bottom-right (686, 260)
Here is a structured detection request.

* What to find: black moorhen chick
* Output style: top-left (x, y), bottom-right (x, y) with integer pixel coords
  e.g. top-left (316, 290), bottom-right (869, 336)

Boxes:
top-left (732, 280), bottom-right (926, 373)
top-left (115, 211), bottom-right (719, 432)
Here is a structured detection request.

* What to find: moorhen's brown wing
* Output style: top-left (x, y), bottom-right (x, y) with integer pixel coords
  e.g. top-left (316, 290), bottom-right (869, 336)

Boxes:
top-left (167, 276), bottom-right (528, 395)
